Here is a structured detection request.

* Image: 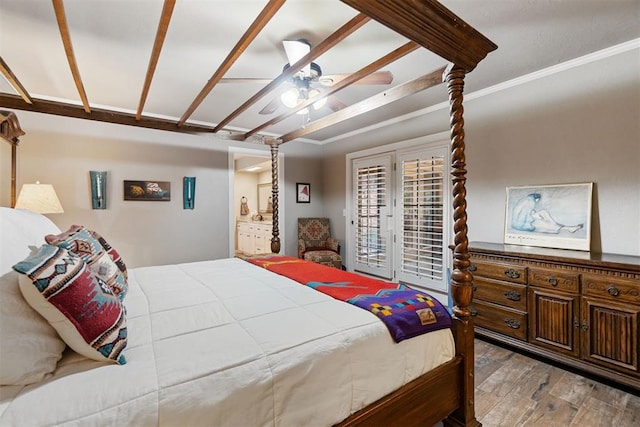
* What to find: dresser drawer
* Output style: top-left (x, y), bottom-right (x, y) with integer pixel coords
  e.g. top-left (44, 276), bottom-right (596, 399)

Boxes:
top-left (469, 259), bottom-right (527, 284)
top-left (473, 277), bottom-right (526, 311)
top-left (529, 268), bottom-right (579, 292)
top-left (582, 273), bottom-right (640, 304)
top-left (473, 300), bottom-right (527, 340)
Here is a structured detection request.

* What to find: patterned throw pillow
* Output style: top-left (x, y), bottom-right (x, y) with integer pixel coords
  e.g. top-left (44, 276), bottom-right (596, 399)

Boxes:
top-left (13, 245), bottom-right (127, 364)
top-left (45, 225), bottom-right (128, 300)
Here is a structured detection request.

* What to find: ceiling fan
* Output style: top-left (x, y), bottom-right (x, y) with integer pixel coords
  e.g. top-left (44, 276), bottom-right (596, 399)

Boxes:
top-left (221, 39), bottom-right (393, 115)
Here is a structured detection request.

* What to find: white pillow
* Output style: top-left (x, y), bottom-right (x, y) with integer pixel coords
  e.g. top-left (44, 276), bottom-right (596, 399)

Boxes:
top-left (0, 207), bottom-right (66, 385)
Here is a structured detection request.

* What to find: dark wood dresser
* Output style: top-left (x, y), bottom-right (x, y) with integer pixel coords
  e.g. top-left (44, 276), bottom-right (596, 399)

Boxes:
top-left (469, 242), bottom-right (640, 391)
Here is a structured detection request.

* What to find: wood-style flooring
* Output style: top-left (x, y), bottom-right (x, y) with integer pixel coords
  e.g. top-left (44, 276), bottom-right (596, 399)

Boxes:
top-left (473, 338), bottom-right (640, 426)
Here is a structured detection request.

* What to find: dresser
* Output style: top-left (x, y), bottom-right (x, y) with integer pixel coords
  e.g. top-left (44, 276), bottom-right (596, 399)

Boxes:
top-left (469, 242), bottom-right (640, 391)
top-left (237, 222), bottom-right (273, 255)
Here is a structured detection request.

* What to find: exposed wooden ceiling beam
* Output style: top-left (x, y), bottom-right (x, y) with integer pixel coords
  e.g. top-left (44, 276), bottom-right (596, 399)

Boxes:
top-left (178, 0), bottom-right (287, 127)
top-left (280, 65), bottom-right (446, 143)
top-left (52, 0), bottom-right (91, 113)
top-left (244, 41), bottom-right (419, 138)
top-left (0, 93), bottom-right (216, 134)
top-left (0, 57), bottom-right (33, 104)
top-left (212, 13), bottom-right (370, 133)
top-left (136, 0), bottom-right (176, 120)
top-left (339, 0), bottom-right (497, 72)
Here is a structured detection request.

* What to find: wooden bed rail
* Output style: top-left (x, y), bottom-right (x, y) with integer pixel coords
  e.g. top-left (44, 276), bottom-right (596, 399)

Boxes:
top-left (0, 110), bottom-right (24, 208)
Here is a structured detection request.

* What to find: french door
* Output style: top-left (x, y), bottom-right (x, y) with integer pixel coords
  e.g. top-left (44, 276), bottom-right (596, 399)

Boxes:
top-left (350, 144), bottom-right (450, 292)
top-left (396, 147), bottom-right (448, 291)
top-left (352, 154), bottom-right (393, 279)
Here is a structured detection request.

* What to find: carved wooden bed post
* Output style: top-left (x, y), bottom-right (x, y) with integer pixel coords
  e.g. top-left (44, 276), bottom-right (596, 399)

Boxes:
top-left (267, 139), bottom-right (281, 254)
top-left (0, 110), bottom-right (25, 208)
top-left (443, 64), bottom-right (479, 427)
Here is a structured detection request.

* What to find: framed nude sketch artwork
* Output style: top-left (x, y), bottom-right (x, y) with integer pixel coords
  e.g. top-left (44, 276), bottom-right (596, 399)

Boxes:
top-left (504, 183), bottom-right (593, 251)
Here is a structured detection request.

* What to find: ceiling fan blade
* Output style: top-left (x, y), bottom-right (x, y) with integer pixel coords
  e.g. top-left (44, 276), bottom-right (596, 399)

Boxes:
top-left (283, 39), bottom-right (311, 77)
top-left (219, 78), bottom-right (274, 84)
top-left (326, 95), bottom-right (347, 112)
top-left (319, 71), bottom-right (394, 86)
top-left (259, 97), bottom-right (280, 115)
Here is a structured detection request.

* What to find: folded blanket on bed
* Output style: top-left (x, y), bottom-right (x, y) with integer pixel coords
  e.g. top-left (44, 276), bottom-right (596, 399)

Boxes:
top-left (247, 256), bottom-right (452, 342)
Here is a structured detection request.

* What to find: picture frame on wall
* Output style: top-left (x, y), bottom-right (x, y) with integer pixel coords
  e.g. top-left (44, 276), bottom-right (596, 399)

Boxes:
top-left (296, 183), bottom-right (310, 203)
top-left (124, 180), bottom-right (171, 201)
top-left (504, 182), bottom-right (593, 251)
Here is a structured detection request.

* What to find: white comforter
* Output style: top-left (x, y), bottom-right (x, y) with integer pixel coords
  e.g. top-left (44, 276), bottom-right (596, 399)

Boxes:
top-left (0, 258), bottom-right (454, 427)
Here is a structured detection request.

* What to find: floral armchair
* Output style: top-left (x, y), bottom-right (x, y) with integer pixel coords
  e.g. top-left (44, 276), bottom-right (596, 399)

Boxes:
top-left (297, 218), bottom-right (342, 269)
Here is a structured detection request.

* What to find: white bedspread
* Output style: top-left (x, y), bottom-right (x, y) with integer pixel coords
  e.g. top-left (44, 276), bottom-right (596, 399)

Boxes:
top-left (0, 258), bottom-right (454, 427)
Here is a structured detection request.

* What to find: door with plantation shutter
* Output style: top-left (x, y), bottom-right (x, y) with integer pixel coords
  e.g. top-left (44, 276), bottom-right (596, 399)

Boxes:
top-left (396, 147), bottom-right (449, 291)
top-left (352, 154), bottom-right (393, 279)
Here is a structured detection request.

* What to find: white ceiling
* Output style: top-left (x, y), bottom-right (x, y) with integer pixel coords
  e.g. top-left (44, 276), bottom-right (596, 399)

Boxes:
top-left (1, 0), bottom-right (639, 145)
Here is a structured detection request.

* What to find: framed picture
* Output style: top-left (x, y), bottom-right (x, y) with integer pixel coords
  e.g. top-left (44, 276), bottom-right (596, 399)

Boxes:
top-left (296, 183), bottom-right (310, 203)
top-left (124, 180), bottom-right (171, 201)
top-left (504, 183), bottom-right (593, 251)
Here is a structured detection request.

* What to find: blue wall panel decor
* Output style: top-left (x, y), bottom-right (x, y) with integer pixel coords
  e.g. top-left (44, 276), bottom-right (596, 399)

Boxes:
top-left (183, 176), bottom-right (196, 209)
top-left (90, 171), bottom-right (107, 209)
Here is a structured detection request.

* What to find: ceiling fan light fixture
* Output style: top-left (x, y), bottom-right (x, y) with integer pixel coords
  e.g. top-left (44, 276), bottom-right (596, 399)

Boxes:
top-left (280, 87), bottom-right (300, 108)
top-left (308, 89), bottom-right (327, 110)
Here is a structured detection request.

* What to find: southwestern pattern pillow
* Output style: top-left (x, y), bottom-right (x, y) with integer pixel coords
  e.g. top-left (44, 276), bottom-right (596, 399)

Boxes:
top-left (13, 245), bottom-right (127, 364)
top-left (45, 225), bottom-right (128, 300)
top-left (89, 228), bottom-right (128, 279)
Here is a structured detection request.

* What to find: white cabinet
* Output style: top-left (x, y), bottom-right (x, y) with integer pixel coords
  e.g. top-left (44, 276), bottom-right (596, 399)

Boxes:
top-left (237, 222), bottom-right (273, 255)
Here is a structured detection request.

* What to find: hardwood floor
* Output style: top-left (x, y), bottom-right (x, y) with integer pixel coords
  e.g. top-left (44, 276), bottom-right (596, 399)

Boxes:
top-left (473, 338), bottom-right (640, 426)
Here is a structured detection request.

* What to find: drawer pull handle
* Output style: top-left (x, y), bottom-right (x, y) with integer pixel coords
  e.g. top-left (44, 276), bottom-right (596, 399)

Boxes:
top-left (607, 286), bottom-right (620, 297)
top-left (470, 307), bottom-right (478, 317)
top-left (468, 264), bottom-right (477, 272)
top-left (504, 318), bottom-right (521, 329)
top-left (503, 290), bottom-right (521, 301)
top-left (547, 276), bottom-right (558, 286)
top-left (573, 317), bottom-right (579, 328)
top-left (473, 285), bottom-right (478, 292)
top-left (582, 319), bottom-right (588, 331)
top-left (504, 269), bottom-right (521, 279)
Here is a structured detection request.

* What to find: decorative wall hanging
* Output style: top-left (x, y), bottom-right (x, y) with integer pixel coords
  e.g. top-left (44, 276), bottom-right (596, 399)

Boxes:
top-left (123, 180), bottom-right (171, 201)
top-left (240, 196), bottom-right (249, 215)
top-left (183, 177), bottom-right (196, 209)
top-left (90, 171), bottom-right (107, 209)
top-left (296, 183), bottom-right (310, 203)
top-left (504, 182), bottom-right (593, 251)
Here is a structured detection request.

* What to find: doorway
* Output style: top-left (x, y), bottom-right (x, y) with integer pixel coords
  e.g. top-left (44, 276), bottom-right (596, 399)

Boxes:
top-left (228, 147), bottom-right (285, 257)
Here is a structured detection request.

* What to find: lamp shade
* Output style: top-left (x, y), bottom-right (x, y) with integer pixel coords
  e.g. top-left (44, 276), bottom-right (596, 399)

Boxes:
top-left (15, 182), bottom-right (64, 214)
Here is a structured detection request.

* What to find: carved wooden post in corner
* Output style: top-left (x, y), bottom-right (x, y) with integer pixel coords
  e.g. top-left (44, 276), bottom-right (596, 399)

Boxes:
top-left (268, 140), bottom-right (281, 254)
top-left (443, 64), bottom-right (480, 427)
top-left (0, 110), bottom-right (25, 208)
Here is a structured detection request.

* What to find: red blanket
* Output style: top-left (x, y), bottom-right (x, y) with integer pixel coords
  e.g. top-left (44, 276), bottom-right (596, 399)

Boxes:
top-left (247, 256), bottom-right (452, 342)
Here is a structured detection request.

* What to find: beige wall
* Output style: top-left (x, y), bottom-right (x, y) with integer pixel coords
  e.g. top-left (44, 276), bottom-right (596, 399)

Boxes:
top-left (2, 112), bottom-right (325, 267)
top-left (322, 47), bottom-right (640, 257)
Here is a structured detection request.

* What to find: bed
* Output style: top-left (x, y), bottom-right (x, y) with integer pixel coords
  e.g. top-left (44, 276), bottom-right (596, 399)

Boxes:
top-left (1, 1), bottom-right (497, 426)
top-left (0, 206), bottom-right (457, 426)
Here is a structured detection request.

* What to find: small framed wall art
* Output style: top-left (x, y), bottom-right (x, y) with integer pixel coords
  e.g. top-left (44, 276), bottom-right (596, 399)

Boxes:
top-left (296, 183), bottom-right (310, 203)
top-left (124, 180), bottom-right (171, 201)
top-left (504, 182), bottom-right (593, 251)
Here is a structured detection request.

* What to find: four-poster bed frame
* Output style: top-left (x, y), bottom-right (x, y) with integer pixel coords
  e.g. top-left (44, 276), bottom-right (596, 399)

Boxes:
top-left (2, 1), bottom-right (496, 425)
top-left (265, 3), bottom-right (497, 425)
top-left (0, 110), bottom-right (24, 208)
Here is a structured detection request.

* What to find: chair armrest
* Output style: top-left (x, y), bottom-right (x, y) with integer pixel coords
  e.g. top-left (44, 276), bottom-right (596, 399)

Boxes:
top-left (298, 239), bottom-right (306, 258)
top-left (326, 238), bottom-right (340, 253)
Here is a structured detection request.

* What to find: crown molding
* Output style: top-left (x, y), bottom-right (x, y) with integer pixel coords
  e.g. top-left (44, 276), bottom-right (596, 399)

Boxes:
top-left (323, 38), bottom-right (640, 145)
